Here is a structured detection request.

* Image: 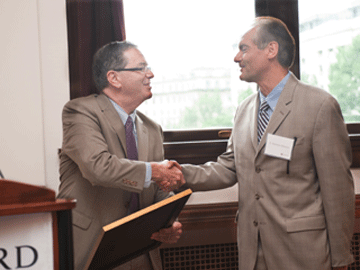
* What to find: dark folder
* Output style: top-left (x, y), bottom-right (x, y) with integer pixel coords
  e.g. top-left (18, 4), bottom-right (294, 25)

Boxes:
top-left (84, 189), bottom-right (192, 270)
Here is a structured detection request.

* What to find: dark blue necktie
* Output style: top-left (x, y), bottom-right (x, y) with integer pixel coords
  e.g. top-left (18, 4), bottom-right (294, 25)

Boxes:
top-left (125, 116), bottom-right (139, 214)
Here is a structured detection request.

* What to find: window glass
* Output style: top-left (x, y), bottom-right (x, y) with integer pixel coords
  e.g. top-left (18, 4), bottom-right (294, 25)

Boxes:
top-left (299, 0), bottom-right (360, 122)
top-left (123, 0), bottom-right (256, 129)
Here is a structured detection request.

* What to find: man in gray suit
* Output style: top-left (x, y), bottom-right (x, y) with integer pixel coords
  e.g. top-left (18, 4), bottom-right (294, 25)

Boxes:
top-left (178, 17), bottom-right (354, 270)
top-left (58, 41), bottom-right (184, 270)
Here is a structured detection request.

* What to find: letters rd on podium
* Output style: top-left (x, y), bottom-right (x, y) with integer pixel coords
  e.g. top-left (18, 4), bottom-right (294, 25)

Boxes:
top-left (0, 179), bottom-right (76, 270)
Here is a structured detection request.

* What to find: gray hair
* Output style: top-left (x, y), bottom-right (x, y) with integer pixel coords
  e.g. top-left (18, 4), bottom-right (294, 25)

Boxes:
top-left (92, 41), bottom-right (137, 92)
top-left (252, 17), bottom-right (296, 68)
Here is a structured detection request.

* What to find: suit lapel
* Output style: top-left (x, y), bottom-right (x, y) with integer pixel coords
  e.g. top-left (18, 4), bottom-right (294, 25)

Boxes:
top-left (256, 73), bottom-right (298, 154)
top-left (251, 93), bottom-right (261, 150)
top-left (95, 94), bottom-right (128, 155)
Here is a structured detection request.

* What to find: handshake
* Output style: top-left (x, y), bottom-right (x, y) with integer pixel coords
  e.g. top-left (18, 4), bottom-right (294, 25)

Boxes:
top-left (150, 160), bottom-right (186, 192)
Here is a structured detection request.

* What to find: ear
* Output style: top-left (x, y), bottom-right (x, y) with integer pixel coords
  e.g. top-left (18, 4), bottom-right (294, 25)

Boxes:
top-left (267, 41), bottom-right (279, 60)
top-left (106, 70), bottom-right (122, 88)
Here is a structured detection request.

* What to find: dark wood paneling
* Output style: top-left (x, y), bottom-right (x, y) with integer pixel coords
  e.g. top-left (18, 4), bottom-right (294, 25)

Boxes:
top-left (178, 202), bottom-right (238, 227)
top-left (164, 140), bottom-right (227, 165)
top-left (161, 202), bottom-right (238, 249)
top-left (164, 196), bottom-right (360, 248)
top-left (356, 195), bottom-right (360, 219)
top-left (348, 123), bottom-right (360, 135)
top-left (351, 135), bottom-right (360, 168)
top-left (255, 0), bottom-right (300, 79)
top-left (164, 129), bottom-right (360, 168)
top-left (164, 129), bottom-right (231, 142)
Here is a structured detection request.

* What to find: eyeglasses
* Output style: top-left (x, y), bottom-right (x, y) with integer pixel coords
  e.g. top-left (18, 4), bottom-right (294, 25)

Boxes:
top-left (113, 66), bottom-right (151, 73)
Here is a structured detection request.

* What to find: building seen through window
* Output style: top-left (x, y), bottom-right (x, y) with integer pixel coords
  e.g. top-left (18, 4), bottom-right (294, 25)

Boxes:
top-left (123, 0), bottom-right (256, 130)
top-left (299, 0), bottom-right (360, 122)
top-left (124, 0), bottom-right (360, 129)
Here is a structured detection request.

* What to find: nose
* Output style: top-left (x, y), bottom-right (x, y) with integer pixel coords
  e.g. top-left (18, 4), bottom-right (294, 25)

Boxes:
top-left (234, 51), bottom-right (241, 63)
top-left (146, 69), bottom-right (154, 78)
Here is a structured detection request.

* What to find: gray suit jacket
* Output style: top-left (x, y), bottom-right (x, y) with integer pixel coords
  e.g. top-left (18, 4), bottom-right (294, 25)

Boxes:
top-left (182, 73), bottom-right (354, 269)
top-left (57, 93), bottom-right (170, 270)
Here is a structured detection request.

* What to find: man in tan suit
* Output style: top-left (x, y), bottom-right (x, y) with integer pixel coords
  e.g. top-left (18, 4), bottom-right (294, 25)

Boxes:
top-left (58, 41), bottom-right (184, 270)
top-left (179, 17), bottom-right (354, 270)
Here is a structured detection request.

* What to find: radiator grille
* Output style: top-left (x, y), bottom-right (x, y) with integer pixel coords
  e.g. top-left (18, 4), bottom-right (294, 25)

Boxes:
top-left (350, 233), bottom-right (360, 270)
top-left (161, 243), bottom-right (238, 270)
top-left (161, 233), bottom-right (360, 270)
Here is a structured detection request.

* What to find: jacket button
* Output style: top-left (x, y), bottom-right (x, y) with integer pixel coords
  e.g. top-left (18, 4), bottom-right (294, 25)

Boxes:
top-left (255, 193), bottom-right (260, 200)
top-left (253, 221), bottom-right (258, 227)
top-left (255, 167), bottom-right (261, 173)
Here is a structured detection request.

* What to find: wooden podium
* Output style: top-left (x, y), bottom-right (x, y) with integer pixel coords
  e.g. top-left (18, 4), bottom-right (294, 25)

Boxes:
top-left (0, 179), bottom-right (76, 270)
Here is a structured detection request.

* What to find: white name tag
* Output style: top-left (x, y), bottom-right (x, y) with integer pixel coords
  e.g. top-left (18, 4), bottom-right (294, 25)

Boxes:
top-left (264, 134), bottom-right (295, 160)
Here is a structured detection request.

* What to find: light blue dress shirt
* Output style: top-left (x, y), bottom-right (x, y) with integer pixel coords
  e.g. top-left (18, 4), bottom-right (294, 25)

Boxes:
top-left (259, 72), bottom-right (291, 119)
top-left (109, 98), bottom-right (152, 188)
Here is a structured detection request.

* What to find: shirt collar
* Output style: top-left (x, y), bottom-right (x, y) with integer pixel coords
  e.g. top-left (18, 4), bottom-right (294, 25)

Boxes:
top-left (259, 71), bottom-right (291, 110)
top-left (108, 98), bottom-right (137, 126)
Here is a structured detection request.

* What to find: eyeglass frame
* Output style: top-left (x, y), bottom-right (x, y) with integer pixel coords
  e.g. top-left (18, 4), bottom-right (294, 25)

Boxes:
top-left (113, 66), bottom-right (151, 73)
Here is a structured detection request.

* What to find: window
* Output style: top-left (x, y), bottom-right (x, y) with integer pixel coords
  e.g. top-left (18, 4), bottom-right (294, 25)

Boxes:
top-left (123, 0), bottom-right (256, 130)
top-left (299, 0), bottom-right (360, 123)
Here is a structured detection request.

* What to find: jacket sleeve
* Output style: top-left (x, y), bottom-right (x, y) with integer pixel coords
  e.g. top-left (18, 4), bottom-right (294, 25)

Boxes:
top-left (182, 132), bottom-right (237, 192)
top-left (312, 95), bottom-right (355, 267)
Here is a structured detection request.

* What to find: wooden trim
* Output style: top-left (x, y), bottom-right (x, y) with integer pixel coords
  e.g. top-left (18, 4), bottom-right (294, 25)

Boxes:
top-left (164, 130), bottom-right (360, 167)
top-left (161, 202), bottom-right (238, 249)
top-left (0, 179), bottom-right (76, 216)
top-left (179, 199), bottom-right (360, 222)
top-left (164, 140), bottom-right (227, 165)
top-left (351, 135), bottom-right (360, 168)
top-left (164, 128), bottom-right (231, 142)
top-left (0, 199), bottom-right (76, 217)
top-left (0, 179), bottom-right (55, 204)
top-left (105, 189), bottom-right (191, 231)
top-left (162, 197), bottom-right (360, 250)
top-left (356, 195), bottom-right (360, 219)
top-left (165, 124), bottom-right (360, 142)
top-left (348, 123), bottom-right (360, 134)
top-left (178, 202), bottom-right (238, 226)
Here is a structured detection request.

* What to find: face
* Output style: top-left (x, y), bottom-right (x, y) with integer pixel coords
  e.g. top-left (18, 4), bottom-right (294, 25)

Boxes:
top-left (117, 48), bottom-right (154, 104)
top-left (234, 27), bottom-right (270, 83)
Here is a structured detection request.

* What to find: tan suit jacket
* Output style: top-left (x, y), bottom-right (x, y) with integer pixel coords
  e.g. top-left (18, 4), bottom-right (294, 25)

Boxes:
top-left (182, 73), bottom-right (354, 270)
top-left (57, 93), bottom-right (170, 270)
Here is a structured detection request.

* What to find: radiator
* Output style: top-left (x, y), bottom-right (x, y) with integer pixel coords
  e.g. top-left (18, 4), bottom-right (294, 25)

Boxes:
top-left (161, 233), bottom-right (360, 270)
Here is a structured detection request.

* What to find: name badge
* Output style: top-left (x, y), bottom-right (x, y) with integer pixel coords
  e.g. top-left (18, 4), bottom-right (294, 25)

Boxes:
top-left (264, 134), bottom-right (295, 160)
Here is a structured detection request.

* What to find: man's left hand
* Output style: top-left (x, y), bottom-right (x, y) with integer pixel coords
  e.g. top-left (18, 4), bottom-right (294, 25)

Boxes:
top-left (151, 221), bottom-right (182, 244)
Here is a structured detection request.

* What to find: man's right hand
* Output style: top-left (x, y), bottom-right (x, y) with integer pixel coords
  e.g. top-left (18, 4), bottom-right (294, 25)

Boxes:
top-left (151, 160), bottom-right (185, 192)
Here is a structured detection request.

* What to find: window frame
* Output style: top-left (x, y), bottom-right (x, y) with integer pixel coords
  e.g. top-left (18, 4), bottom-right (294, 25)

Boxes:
top-left (163, 0), bottom-right (360, 187)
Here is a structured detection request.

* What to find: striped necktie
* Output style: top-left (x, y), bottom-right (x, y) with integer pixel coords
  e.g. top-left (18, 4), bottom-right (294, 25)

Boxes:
top-left (125, 116), bottom-right (139, 214)
top-left (257, 101), bottom-right (270, 143)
